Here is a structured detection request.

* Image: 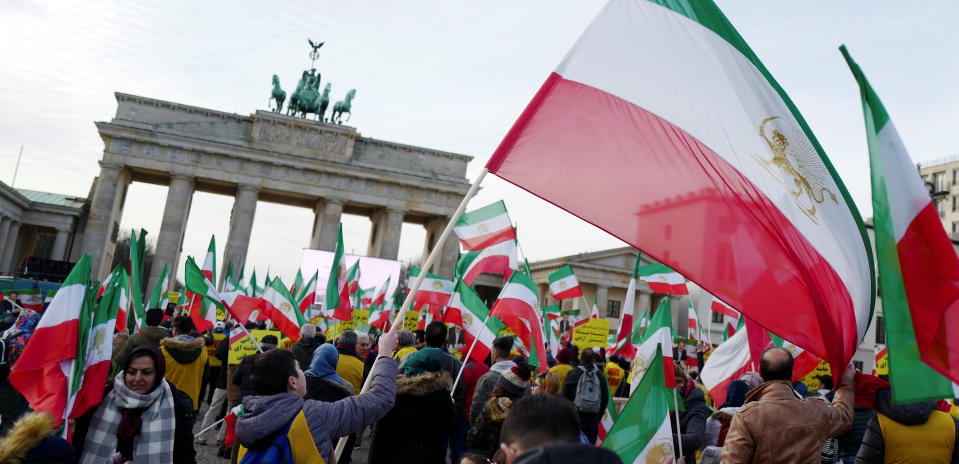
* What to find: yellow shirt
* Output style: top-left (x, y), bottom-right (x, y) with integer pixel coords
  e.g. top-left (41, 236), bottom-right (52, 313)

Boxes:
top-left (336, 353), bottom-right (365, 394)
top-left (550, 363), bottom-right (573, 387)
top-left (160, 338), bottom-right (208, 410)
top-left (604, 362), bottom-right (625, 395)
top-left (393, 345), bottom-right (418, 362)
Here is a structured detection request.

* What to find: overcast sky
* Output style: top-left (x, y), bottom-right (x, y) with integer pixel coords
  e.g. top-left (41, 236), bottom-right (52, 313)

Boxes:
top-left (1, 1), bottom-right (957, 285)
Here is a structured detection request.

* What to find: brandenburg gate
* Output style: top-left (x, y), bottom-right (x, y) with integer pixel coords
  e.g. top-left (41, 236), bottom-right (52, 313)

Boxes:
top-left (82, 93), bottom-right (471, 293)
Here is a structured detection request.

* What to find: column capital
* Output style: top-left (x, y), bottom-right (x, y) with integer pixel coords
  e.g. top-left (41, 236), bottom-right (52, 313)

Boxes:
top-left (324, 197), bottom-right (347, 206)
top-left (169, 173), bottom-right (196, 183)
top-left (236, 183), bottom-right (261, 193)
top-left (98, 161), bottom-right (125, 171)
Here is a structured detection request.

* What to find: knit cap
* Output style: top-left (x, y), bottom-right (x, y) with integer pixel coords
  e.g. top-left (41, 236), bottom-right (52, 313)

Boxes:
top-left (496, 364), bottom-right (532, 397)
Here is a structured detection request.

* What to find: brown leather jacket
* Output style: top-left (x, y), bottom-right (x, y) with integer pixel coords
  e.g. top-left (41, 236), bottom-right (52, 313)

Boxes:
top-left (721, 379), bottom-right (853, 464)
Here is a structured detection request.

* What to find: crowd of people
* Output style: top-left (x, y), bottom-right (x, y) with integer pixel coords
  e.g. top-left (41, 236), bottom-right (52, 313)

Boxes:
top-left (0, 300), bottom-right (956, 464)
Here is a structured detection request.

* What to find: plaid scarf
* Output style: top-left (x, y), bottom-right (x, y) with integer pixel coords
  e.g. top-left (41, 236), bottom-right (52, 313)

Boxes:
top-left (80, 373), bottom-right (176, 464)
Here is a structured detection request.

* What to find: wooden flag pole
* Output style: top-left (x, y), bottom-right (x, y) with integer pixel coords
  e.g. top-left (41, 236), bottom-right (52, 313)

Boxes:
top-left (333, 168), bottom-right (488, 461)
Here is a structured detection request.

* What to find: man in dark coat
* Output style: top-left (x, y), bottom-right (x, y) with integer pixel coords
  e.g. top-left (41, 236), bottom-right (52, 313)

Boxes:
top-left (290, 324), bottom-right (321, 371)
top-left (672, 362), bottom-right (709, 461)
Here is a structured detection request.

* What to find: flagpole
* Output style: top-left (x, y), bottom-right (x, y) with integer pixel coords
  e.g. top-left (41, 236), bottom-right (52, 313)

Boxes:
top-left (672, 388), bottom-right (684, 460)
top-left (450, 312), bottom-right (491, 398)
top-left (194, 417), bottom-right (226, 438)
top-left (334, 167), bottom-right (488, 461)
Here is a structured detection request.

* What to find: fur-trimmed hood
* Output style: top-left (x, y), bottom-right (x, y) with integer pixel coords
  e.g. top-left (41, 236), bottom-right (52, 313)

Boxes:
top-left (487, 396), bottom-right (513, 423)
top-left (160, 336), bottom-right (205, 364)
top-left (396, 370), bottom-right (453, 396)
top-left (0, 412), bottom-right (73, 464)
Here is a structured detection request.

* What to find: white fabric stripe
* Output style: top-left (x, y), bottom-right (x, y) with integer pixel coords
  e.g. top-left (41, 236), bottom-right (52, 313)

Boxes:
top-left (453, 212), bottom-right (512, 238)
top-left (876, 121), bottom-right (931, 241)
top-left (701, 327), bottom-right (750, 391)
top-left (635, 415), bottom-right (674, 464)
top-left (549, 275), bottom-right (579, 295)
top-left (499, 283), bottom-right (538, 305)
top-left (556, 0), bottom-right (871, 339)
top-left (642, 272), bottom-right (684, 286)
top-left (36, 283), bottom-right (85, 328)
top-left (85, 320), bottom-right (115, 366)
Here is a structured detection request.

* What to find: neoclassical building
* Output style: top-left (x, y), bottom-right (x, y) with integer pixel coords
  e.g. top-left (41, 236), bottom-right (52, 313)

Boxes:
top-left (0, 181), bottom-right (86, 276)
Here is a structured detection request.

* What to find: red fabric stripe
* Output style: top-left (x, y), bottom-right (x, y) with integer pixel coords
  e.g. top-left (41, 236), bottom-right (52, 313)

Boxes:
top-left (897, 202), bottom-right (959, 383)
top-left (115, 308), bottom-right (127, 333)
top-left (711, 301), bottom-right (739, 318)
top-left (230, 295), bottom-right (259, 324)
top-left (463, 255), bottom-right (513, 287)
top-left (70, 360), bottom-right (111, 420)
top-left (462, 331), bottom-right (492, 364)
top-left (552, 287), bottom-right (583, 300)
top-left (708, 362), bottom-right (752, 405)
top-left (412, 291), bottom-right (452, 308)
top-left (490, 298), bottom-right (548, 371)
top-left (486, 74), bottom-right (856, 371)
top-left (8, 321), bottom-right (78, 426)
top-left (461, 228), bottom-right (517, 251)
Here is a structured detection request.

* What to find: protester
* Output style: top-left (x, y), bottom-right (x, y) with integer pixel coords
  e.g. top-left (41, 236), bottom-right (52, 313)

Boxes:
top-left (499, 394), bottom-right (622, 464)
top-left (704, 379), bottom-right (749, 448)
top-left (414, 329), bottom-right (426, 347)
top-left (836, 404), bottom-right (875, 464)
top-left (0, 292), bottom-right (19, 314)
top-left (739, 371), bottom-right (763, 389)
top-left (234, 332), bottom-right (398, 464)
top-left (200, 322), bottom-right (224, 406)
top-left (471, 336), bottom-right (518, 423)
top-left (532, 371), bottom-right (561, 396)
top-left (549, 348), bottom-right (574, 386)
top-left (561, 348), bottom-right (609, 444)
top-left (393, 329), bottom-right (418, 361)
top-left (603, 355), bottom-right (625, 395)
top-left (671, 361), bottom-right (708, 461)
top-left (467, 364), bottom-right (533, 458)
top-left (855, 388), bottom-right (959, 463)
top-left (291, 323), bottom-right (321, 371)
top-left (305, 343), bottom-right (354, 402)
top-left (0, 411), bottom-right (74, 463)
top-left (0, 309), bottom-right (38, 434)
top-left (73, 345), bottom-right (196, 463)
top-left (117, 307), bottom-right (169, 363)
top-left (195, 325), bottom-right (232, 447)
top-left (722, 347), bottom-right (855, 463)
top-left (335, 331), bottom-right (366, 394)
top-left (463, 350), bottom-right (490, 421)
top-left (160, 315), bottom-right (208, 412)
top-left (233, 335), bottom-right (278, 401)
top-left (368, 341), bottom-right (456, 463)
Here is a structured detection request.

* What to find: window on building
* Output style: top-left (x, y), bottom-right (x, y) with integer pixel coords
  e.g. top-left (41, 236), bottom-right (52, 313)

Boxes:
top-left (934, 171), bottom-right (946, 192)
top-left (711, 311), bottom-right (724, 324)
top-left (853, 361), bottom-right (864, 372)
top-left (937, 198), bottom-right (947, 218)
top-left (953, 169), bottom-right (959, 186)
top-left (875, 316), bottom-right (885, 344)
top-left (953, 222), bottom-right (959, 235)
top-left (953, 195), bottom-right (959, 212)
top-left (607, 300), bottom-right (621, 319)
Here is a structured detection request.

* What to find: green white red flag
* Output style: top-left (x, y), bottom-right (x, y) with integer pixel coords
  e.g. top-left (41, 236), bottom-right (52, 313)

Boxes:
top-left (611, 253), bottom-right (641, 359)
top-left (325, 225), bottom-right (353, 321)
top-left (409, 266), bottom-right (454, 307)
top-left (842, 46), bottom-right (959, 399)
top-left (127, 229), bottom-right (147, 332)
top-left (485, 0), bottom-right (875, 374)
top-left (701, 323), bottom-right (751, 402)
top-left (291, 269), bottom-right (304, 298)
top-left (602, 345), bottom-right (675, 463)
top-left (14, 289), bottom-right (43, 311)
top-left (147, 265), bottom-right (169, 311)
top-left (187, 237), bottom-right (217, 332)
top-left (489, 271), bottom-right (547, 371)
top-left (9, 255), bottom-right (91, 427)
top-left (548, 264), bottom-right (582, 300)
top-left (262, 277), bottom-right (305, 341)
top-left (629, 297), bottom-right (676, 394)
top-left (453, 200), bottom-right (517, 251)
top-left (297, 271), bottom-right (318, 317)
top-left (250, 269), bottom-right (262, 297)
top-left (639, 263), bottom-right (688, 296)
top-left (447, 279), bottom-right (506, 364)
top-left (454, 238), bottom-right (518, 286)
top-left (687, 301), bottom-right (710, 351)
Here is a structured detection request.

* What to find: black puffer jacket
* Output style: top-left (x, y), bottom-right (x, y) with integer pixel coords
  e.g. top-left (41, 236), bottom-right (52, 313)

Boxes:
top-left (670, 379), bottom-right (708, 463)
top-left (855, 389), bottom-right (959, 463)
top-left (837, 405), bottom-right (875, 459)
top-left (561, 364), bottom-right (610, 426)
top-left (369, 371), bottom-right (455, 464)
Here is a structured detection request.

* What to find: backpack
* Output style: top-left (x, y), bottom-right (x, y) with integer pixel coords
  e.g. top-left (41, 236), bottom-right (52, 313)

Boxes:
top-left (239, 411), bottom-right (325, 464)
top-left (573, 365), bottom-right (602, 414)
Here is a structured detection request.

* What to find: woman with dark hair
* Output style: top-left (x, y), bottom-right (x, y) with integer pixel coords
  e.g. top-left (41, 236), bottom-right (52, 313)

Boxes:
top-left (466, 364), bottom-right (533, 458)
top-left (73, 345), bottom-right (196, 464)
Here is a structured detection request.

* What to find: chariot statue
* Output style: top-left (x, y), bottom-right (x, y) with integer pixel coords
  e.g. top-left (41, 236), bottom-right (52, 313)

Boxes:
top-left (331, 89), bottom-right (356, 124)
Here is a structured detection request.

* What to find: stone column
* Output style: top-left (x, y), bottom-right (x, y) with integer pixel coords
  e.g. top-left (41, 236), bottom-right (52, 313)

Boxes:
top-left (367, 208), bottom-right (405, 260)
top-left (596, 284), bottom-right (609, 318)
top-left (80, 163), bottom-right (131, 280)
top-left (51, 228), bottom-right (70, 261)
top-left (148, 175), bottom-right (195, 296)
top-left (310, 199), bottom-right (344, 251)
top-left (638, 292), bottom-right (651, 317)
top-left (537, 283), bottom-right (548, 307)
top-left (0, 218), bottom-right (10, 266)
top-left (1, 222), bottom-right (21, 273)
top-left (423, 217), bottom-right (459, 278)
top-left (220, 185), bottom-right (259, 285)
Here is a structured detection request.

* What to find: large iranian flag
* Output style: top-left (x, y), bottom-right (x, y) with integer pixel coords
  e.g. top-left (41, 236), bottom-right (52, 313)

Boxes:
top-left (128, 228), bottom-right (147, 332)
top-left (453, 200), bottom-right (517, 251)
top-left (9, 255), bottom-right (90, 427)
top-left (454, 239), bottom-right (518, 286)
top-left (602, 345), bottom-right (675, 463)
top-left (490, 271), bottom-right (547, 371)
top-left (485, 0), bottom-right (875, 374)
top-left (548, 264), bottom-right (582, 300)
top-left (187, 237), bottom-right (217, 333)
top-left (629, 298), bottom-right (676, 395)
top-left (448, 279), bottom-right (507, 364)
top-left (843, 47), bottom-right (959, 398)
top-left (639, 263), bottom-right (688, 296)
top-left (701, 324), bottom-right (751, 402)
top-left (409, 266), bottom-right (454, 307)
top-left (68, 266), bottom-right (122, 421)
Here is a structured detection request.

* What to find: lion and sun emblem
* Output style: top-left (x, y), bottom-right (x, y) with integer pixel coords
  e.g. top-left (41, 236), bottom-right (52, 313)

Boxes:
top-left (751, 116), bottom-right (838, 224)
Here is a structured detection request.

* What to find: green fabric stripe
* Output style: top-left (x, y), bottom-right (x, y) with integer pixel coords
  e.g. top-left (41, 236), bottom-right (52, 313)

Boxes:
top-left (642, 297), bottom-right (673, 343)
top-left (631, 252), bottom-right (642, 279)
top-left (601, 345), bottom-right (670, 460)
top-left (457, 200), bottom-right (508, 225)
top-left (548, 264), bottom-right (575, 282)
top-left (325, 225), bottom-right (345, 310)
top-left (843, 46), bottom-right (953, 402)
top-left (648, 0), bottom-right (876, 319)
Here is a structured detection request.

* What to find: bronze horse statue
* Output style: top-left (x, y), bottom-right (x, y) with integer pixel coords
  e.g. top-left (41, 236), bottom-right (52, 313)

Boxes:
top-left (318, 83), bottom-right (332, 122)
top-left (331, 89), bottom-right (356, 124)
top-left (269, 74), bottom-right (285, 114)
top-left (288, 70), bottom-right (326, 120)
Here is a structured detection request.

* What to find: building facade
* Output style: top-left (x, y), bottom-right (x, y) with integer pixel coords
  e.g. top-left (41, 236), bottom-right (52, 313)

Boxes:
top-left (919, 154), bottom-right (959, 236)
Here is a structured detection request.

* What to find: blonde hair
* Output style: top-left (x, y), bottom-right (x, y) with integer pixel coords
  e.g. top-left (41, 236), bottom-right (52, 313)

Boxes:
top-left (535, 371), bottom-right (561, 395)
